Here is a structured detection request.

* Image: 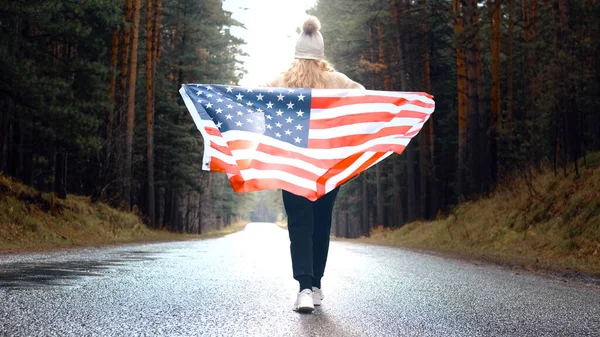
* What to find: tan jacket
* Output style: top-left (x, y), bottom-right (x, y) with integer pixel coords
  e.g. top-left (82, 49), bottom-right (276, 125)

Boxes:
top-left (265, 71), bottom-right (365, 90)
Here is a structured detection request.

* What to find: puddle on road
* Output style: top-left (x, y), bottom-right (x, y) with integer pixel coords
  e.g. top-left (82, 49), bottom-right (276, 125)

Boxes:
top-left (0, 250), bottom-right (162, 289)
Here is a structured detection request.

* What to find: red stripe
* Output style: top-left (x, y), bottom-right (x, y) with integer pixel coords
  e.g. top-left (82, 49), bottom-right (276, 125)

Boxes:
top-left (311, 95), bottom-right (434, 109)
top-left (308, 125), bottom-right (414, 149)
top-left (210, 157), bottom-right (239, 175)
top-left (310, 110), bottom-right (430, 130)
top-left (205, 126), bottom-right (222, 137)
top-left (316, 152), bottom-right (364, 196)
top-left (210, 141), bottom-right (233, 157)
top-left (228, 175), bottom-right (318, 201)
top-left (234, 158), bottom-right (321, 181)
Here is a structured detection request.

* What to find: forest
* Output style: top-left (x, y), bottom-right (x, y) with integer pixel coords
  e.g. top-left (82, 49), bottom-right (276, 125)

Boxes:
top-left (0, 0), bottom-right (598, 237)
top-left (308, 0), bottom-right (599, 237)
top-left (0, 0), bottom-right (275, 233)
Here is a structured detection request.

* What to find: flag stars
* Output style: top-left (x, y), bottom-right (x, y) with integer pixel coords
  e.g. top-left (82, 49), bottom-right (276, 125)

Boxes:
top-left (285, 129), bottom-right (292, 136)
top-left (226, 114), bottom-right (233, 120)
top-left (216, 121), bottom-right (223, 128)
top-left (237, 111), bottom-right (244, 116)
top-left (226, 86), bottom-right (233, 92)
top-left (275, 110), bottom-right (284, 116)
top-left (246, 101), bottom-right (253, 107)
top-left (256, 93), bottom-right (264, 101)
top-left (246, 109), bottom-right (254, 113)
top-left (277, 93), bottom-right (285, 101)
top-left (287, 89), bottom-right (295, 93)
top-left (227, 104), bottom-right (234, 109)
top-left (206, 86), bottom-right (213, 90)
top-left (294, 137), bottom-right (302, 143)
top-left (246, 118), bottom-right (253, 124)
top-left (295, 124), bottom-right (303, 131)
top-left (296, 110), bottom-right (304, 117)
top-left (235, 121), bottom-right (243, 127)
top-left (215, 108), bottom-right (223, 114)
top-left (197, 99), bottom-right (203, 103)
top-left (236, 93), bottom-right (244, 100)
top-left (275, 132), bottom-right (282, 138)
top-left (266, 114), bottom-right (273, 120)
top-left (196, 91), bottom-right (203, 96)
top-left (246, 88), bottom-right (253, 93)
top-left (256, 108), bottom-right (263, 113)
top-left (266, 102), bottom-right (274, 109)
top-left (287, 102), bottom-right (295, 109)
top-left (266, 124), bottom-right (273, 130)
top-left (217, 98), bottom-right (224, 103)
top-left (275, 122), bottom-right (282, 128)
top-left (206, 94), bottom-right (213, 98)
top-left (206, 103), bottom-right (213, 108)
top-left (286, 117), bottom-right (294, 124)
top-left (298, 93), bottom-right (305, 101)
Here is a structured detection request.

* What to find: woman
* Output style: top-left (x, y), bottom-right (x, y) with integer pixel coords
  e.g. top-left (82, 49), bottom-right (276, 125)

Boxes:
top-left (265, 16), bottom-right (365, 313)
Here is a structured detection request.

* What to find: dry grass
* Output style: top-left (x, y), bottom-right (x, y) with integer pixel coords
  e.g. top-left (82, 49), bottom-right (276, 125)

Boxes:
top-left (362, 153), bottom-right (600, 276)
top-left (0, 173), bottom-right (247, 253)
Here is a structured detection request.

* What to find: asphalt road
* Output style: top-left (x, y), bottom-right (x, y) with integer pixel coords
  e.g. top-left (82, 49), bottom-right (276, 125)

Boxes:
top-left (1, 223), bottom-right (599, 337)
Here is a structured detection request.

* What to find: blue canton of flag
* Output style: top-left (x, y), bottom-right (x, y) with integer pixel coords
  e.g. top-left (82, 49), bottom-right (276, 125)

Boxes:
top-left (184, 84), bottom-right (312, 148)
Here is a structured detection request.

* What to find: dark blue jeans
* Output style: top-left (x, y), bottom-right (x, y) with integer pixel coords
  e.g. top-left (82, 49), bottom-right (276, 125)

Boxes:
top-left (282, 187), bottom-right (340, 283)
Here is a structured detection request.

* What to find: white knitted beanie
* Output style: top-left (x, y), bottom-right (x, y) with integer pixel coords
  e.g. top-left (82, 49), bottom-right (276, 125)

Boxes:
top-left (294, 16), bottom-right (325, 60)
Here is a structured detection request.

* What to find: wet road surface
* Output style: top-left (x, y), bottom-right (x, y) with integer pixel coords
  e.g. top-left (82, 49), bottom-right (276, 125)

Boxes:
top-left (1, 222), bottom-right (599, 336)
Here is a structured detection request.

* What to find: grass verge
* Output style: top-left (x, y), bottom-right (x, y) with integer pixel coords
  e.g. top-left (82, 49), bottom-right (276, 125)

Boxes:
top-left (359, 153), bottom-right (600, 278)
top-left (0, 173), bottom-right (246, 254)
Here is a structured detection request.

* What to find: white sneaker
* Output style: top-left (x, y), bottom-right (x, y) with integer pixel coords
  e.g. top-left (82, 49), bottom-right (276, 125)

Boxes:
top-left (312, 287), bottom-right (324, 306)
top-left (293, 289), bottom-right (314, 313)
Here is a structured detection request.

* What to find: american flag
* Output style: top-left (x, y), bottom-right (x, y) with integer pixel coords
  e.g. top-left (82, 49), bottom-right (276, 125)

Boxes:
top-left (179, 84), bottom-right (435, 201)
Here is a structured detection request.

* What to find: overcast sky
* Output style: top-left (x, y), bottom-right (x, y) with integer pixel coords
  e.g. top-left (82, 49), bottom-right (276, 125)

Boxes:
top-left (222, 0), bottom-right (317, 87)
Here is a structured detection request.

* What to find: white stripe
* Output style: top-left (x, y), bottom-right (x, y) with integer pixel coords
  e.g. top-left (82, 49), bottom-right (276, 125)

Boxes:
top-left (325, 152), bottom-right (375, 191)
top-left (220, 129), bottom-right (411, 160)
top-left (179, 87), bottom-right (219, 171)
top-left (308, 117), bottom-right (424, 139)
top-left (311, 103), bottom-right (434, 120)
top-left (312, 89), bottom-right (435, 105)
top-left (210, 148), bottom-right (237, 165)
top-left (237, 169), bottom-right (317, 191)
top-left (331, 151), bottom-right (395, 191)
top-left (231, 150), bottom-right (328, 176)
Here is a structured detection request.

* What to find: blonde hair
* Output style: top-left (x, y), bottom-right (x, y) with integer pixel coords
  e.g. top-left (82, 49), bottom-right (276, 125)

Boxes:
top-left (283, 59), bottom-right (335, 89)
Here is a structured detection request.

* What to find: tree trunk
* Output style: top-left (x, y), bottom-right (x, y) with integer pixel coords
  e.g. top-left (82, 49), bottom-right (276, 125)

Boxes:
top-left (465, 0), bottom-right (480, 197)
top-left (109, 28), bottom-right (120, 103)
top-left (154, 0), bottom-right (163, 62)
top-left (475, 5), bottom-right (488, 194)
top-left (522, 0), bottom-right (538, 106)
top-left (375, 21), bottom-right (388, 226)
top-left (392, 158), bottom-right (404, 227)
top-left (421, 0), bottom-right (437, 219)
top-left (507, 0), bottom-right (514, 129)
top-left (146, 0), bottom-right (156, 227)
top-left (392, 0), bottom-right (415, 221)
top-left (361, 173), bottom-right (369, 237)
top-left (123, 0), bottom-right (142, 207)
top-left (116, 0), bottom-right (133, 199)
top-left (54, 152), bottom-right (67, 199)
top-left (454, 0), bottom-right (468, 199)
top-left (0, 101), bottom-right (9, 171)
